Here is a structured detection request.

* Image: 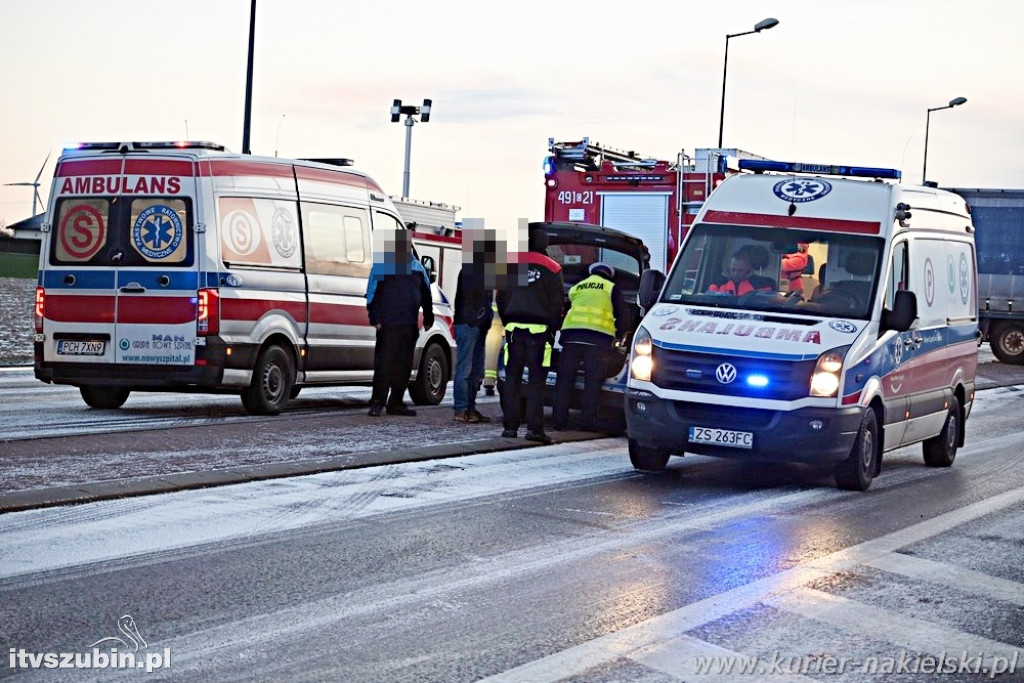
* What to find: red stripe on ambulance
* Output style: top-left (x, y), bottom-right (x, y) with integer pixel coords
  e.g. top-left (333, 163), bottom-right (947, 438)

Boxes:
top-left (703, 210), bottom-right (882, 234)
top-left (221, 299), bottom-right (308, 323)
top-left (45, 294), bottom-right (115, 323)
top-left (118, 297), bottom-right (197, 325)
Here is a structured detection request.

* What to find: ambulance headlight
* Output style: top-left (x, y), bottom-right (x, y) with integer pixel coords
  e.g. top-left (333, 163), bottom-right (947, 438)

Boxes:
top-left (809, 347), bottom-right (849, 398)
top-left (631, 326), bottom-right (653, 381)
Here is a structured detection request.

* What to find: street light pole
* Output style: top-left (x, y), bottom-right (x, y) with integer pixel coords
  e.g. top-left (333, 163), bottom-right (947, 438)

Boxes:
top-left (717, 17), bottom-right (779, 149)
top-left (241, 0), bottom-right (256, 155)
top-left (922, 96), bottom-right (967, 185)
top-left (390, 98), bottom-right (432, 198)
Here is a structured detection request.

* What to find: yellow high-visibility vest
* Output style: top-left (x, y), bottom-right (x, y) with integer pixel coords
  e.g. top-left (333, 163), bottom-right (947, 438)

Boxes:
top-left (562, 275), bottom-right (615, 336)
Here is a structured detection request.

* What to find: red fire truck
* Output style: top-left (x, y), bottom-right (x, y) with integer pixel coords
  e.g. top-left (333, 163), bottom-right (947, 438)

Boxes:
top-left (542, 138), bottom-right (768, 271)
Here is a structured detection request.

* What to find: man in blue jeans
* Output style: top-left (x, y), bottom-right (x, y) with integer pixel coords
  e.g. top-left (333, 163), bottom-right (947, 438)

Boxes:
top-left (453, 230), bottom-right (498, 423)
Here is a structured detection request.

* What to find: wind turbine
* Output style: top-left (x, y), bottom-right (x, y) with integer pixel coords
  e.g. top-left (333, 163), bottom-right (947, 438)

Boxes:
top-left (4, 152), bottom-right (51, 217)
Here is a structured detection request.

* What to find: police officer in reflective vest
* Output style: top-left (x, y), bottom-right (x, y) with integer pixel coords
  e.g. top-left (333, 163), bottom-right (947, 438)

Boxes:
top-left (553, 262), bottom-right (626, 431)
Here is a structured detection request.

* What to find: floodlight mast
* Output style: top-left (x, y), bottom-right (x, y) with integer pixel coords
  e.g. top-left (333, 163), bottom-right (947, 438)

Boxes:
top-left (390, 99), bottom-right (432, 198)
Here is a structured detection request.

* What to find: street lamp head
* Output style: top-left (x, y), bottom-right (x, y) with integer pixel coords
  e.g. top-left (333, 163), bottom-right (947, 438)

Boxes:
top-left (754, 17), bottom-right (779, 32)
top-left (949, 96), bottom-right (967, 107)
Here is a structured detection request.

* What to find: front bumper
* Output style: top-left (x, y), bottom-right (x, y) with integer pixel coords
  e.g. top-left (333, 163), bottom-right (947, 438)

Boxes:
top-left (625, 389), bottom-right (863, 464)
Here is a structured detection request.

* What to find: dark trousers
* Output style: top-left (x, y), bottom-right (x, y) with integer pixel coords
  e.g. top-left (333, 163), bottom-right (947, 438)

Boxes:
top-left (371, 324), bottom-right (418, 407)
top-left (553, 341), bottom-right (606, 428)
top-left (502, 327), bottom-right (547, 433)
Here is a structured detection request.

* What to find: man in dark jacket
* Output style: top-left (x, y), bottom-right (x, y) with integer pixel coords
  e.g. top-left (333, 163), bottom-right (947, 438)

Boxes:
top-left (366, 230), bottom-right (434, 417)
top-left (553, 261), bottom-right (627, 431)
top-left (452, 231), bottom-right (497, 423)
top-left (496, 227), bottom-right (564, 444)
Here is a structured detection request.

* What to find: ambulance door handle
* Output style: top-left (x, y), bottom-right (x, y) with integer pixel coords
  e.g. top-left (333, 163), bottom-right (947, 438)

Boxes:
top-left (119, 283), bottom-right (146, 294)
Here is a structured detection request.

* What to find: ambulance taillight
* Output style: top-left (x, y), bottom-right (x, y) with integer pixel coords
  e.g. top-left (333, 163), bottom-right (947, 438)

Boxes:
top-left (34, 287), bottom-right (45, 333)
top-left (197, 288), bottom-right (220, 335)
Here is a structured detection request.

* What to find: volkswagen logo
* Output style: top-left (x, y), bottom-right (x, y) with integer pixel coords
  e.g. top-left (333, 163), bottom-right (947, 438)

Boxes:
top-left (715, 362), bottom-right (737, 384)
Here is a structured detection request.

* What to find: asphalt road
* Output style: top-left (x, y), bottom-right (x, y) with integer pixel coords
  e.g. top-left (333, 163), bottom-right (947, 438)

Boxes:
top-left (0, 362), bottom-right (1022, 680)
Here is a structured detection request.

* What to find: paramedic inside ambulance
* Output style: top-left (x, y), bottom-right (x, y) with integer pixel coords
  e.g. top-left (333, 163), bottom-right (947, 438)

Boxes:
top-left (781, 241), bottom-right (810, 294)
top-left (707, 250), bottom-right (774, 295)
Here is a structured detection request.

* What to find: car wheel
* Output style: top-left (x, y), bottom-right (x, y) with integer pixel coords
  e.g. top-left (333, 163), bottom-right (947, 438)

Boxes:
top-left (923, 395), bottom-right (960, 467)
top-left (409, 342), bottom-right (448, 405)
top-left (835, 409), bottom-right (878, 491)
top-left (628, 439), bottom-right (670, 472)
top-left (991, 322), bottom-right (1024, 365)
top-left (241, 345), bottom-right (294, 415)
top-left (79, 385), bottom-right (130, 410)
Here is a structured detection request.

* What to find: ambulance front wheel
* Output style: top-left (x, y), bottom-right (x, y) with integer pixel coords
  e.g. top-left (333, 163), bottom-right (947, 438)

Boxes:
top-left (410, 342), bottom-right (448, 406)
top-left (835, 408), bottom-right (879, 491)
top-left (923, 395), bottom-right (960, 468)
top-left (628, 439), bottom-right (670, 472)
top-left (990, 321), bottom-right (1024, 365)
top-left (80, 385), bottom-right (130, 410)
top-left (242, 344), bottom-right (295, 416)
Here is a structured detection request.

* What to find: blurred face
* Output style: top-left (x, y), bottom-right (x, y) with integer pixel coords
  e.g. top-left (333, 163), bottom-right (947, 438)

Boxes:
top-left (729, 257), bottom-right (752, 283)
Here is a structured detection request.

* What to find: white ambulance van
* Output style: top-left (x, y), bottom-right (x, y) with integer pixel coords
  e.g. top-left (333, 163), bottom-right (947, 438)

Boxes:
top-left (34, 141), bottom-right (454, 414)
top-left (627, 160), bottom-right (978, 490)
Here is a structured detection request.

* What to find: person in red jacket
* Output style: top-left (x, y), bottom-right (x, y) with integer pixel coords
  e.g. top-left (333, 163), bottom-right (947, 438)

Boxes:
top-left (782, 242), bottom-right (810, 294)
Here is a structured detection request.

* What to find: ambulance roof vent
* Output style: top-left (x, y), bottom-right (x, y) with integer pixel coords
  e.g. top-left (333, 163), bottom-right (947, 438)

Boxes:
top-left (738, 159), bottom-right (901, 180)
top-left (301, 157), bottom-right (355, 167)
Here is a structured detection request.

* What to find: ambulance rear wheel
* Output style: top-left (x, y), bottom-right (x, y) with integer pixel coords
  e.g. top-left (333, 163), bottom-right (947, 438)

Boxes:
top-left (410, 342), bottom-right (448, 405)
top-left (923, 396), bottom-right (960, 467)
top-left (80, 385), bottom-right (130, 410)
top-left (991, 322), bottom-right (1024, 365)
top-left (628, 439), bottom-right (670, 472)
top-left (835, 409), bottom-right (878, 491)
top-left (242, 345), bottom-right (294, 415)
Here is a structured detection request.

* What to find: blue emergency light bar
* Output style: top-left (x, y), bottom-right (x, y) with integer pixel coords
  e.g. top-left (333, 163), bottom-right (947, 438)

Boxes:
top-left (64, 141), bottom-right (226, 152)
top-left (738, 159), bottom-right (901, 180)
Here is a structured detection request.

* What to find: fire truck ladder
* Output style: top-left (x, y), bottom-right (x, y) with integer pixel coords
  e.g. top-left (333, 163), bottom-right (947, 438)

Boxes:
top-left (548, 137), bottom-right (657, 171)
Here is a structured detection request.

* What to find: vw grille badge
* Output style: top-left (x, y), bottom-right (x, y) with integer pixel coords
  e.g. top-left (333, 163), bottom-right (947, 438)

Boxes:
top-left (715, 362), bottom-right (737, 384)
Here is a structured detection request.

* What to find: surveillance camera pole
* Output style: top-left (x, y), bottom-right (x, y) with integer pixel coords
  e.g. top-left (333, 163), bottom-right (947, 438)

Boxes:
top-left (390, 98), bottom-right (432, 199)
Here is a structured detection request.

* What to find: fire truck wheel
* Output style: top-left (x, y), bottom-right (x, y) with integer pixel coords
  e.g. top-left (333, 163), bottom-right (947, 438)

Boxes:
top-left (991, 322), bottom-right (1024, 365)
top-left (628, 439), bottom-right (670, 471)
top-left (835, 408), bottom-right (878, 491)
top-left (79, 385), bottom-right (130, 410)
top-left (410, 342), bottom-right (448, 405)
top-left (241, 345), bottom-right (294, 416)
top-left (923, 395), bottom-right (960, 468)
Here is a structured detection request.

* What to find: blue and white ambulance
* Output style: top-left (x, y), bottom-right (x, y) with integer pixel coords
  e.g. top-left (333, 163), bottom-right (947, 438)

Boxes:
top-left (626, 160), bottom-right (978, 490)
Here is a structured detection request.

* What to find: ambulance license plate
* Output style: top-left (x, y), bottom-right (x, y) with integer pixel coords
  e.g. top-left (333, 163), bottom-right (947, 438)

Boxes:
top-left (689, 426), bottom-right (753, 449)
top-left (56, 340), bottom-right (105, 356)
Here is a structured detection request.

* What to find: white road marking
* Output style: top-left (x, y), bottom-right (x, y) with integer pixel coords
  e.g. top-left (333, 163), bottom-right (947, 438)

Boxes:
top-left (862, 552), bottom-right (1024, 607)
top-left (481, 486), bottom-right (1024, 682)
top-left (769, 587), bottom-right (1019, 660)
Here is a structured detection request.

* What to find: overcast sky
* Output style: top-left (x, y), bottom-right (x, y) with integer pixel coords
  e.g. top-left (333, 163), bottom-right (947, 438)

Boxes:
top-left (1, 0), bottom-right (1021, 237)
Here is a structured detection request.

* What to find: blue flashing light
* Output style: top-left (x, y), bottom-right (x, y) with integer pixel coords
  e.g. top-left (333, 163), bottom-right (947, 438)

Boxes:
top-left (542, 156), bottom-right (555, 175)
top-left (739, 159), bottom-right (901, 180)
top-left (746, 374), bottom-right (769, 388)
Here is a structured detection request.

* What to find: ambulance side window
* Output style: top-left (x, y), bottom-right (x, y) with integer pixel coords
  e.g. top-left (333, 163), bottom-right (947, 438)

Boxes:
top-left (302, 203), bottom-right (371, 278)
top-left (885, 241), bottom-right (909, 310)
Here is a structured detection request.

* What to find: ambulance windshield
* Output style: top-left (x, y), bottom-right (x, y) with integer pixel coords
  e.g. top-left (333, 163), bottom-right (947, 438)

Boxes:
top-left (660, 224), bottom-right (884, 320)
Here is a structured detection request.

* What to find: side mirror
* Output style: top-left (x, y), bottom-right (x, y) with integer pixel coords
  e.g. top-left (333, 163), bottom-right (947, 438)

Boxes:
top-left (420, 255), bottom-right (437, 282)
top-left (882, 289), bottom-right (917, 332)
top-left (638, 269), bottom-right (666, 310)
